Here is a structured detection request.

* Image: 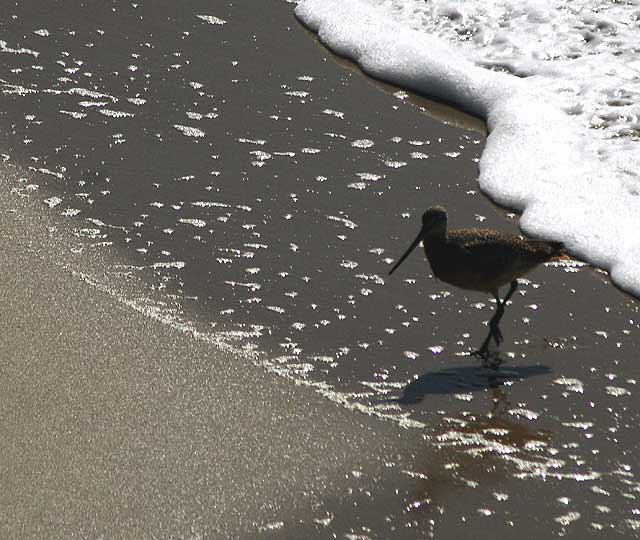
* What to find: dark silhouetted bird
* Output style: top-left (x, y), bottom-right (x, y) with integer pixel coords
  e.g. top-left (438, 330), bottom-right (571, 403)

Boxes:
top-left (389, 206), bottom-right (565, 359)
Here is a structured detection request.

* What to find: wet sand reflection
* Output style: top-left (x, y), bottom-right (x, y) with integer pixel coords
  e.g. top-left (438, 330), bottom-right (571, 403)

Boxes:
top-left (394, 365), bottom-right (561, 534)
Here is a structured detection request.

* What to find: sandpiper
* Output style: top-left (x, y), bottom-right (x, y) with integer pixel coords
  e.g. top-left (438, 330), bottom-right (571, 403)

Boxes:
top-left (388, 206), bottom-right (564, 359)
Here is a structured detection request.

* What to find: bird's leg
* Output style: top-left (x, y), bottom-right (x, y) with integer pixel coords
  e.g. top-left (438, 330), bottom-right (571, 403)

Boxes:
top-left (472, 281), bottom-right (519, 360)
top-left (473, 330), bottom-right (494, 360)
top-left (483, 293), bottom-right (505, 347)
top-left (502, 280), bottom-right (519, 305)
top-left (488, 295), bottom-right (504, 346)
top-left (488, 281), bottom-right (518, 346)
top-left (472, 298), bottom-right (504, 359)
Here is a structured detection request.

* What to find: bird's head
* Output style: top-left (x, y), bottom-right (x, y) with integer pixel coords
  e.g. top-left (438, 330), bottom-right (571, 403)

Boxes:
top-left (421, 205), bottom-right (448, 236)
top-left (388, 206), bottom-right (448, 276)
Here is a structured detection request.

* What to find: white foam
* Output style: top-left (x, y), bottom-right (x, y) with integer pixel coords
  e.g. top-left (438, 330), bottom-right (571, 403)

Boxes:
top-left (295, 0), bottom-right (640, 296)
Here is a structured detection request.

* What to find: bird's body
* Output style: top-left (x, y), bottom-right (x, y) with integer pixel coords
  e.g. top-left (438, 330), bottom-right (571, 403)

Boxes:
top-left (423, 228), bottom-right (563, 295)
top-left (389, 206), bottom-right (564, 360)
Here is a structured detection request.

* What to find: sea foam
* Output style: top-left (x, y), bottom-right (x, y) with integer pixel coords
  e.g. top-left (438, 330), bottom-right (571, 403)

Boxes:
top-left (295, 0), bottom-right (640, 297)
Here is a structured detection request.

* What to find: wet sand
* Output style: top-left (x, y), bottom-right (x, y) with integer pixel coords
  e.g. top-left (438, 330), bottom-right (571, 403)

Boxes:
top-left (1, 0), bottom-right (639, 538)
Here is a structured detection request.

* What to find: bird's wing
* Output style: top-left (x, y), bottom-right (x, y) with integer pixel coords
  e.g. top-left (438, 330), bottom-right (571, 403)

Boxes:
top-left (449, 230), bottom-right (522, 271)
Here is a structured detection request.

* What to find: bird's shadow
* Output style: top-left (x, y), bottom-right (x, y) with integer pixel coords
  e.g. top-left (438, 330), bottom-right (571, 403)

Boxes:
top-left (388, 359), bottom-right (551, 406)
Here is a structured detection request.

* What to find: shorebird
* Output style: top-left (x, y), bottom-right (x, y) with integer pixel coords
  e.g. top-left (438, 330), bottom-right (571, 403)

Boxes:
top-left (388, 206), bottom-right (564, 359)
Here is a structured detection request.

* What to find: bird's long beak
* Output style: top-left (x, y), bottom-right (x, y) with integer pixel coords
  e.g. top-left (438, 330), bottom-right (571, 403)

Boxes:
top-left (388, 228), bottom-right (424, 275)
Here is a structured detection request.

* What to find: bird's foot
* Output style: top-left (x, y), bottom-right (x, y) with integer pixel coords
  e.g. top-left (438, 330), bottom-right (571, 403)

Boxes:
top-left (471, 345), bottom-right (490, 361)
top-left (470, 348), bottom-right (503, 369)
top-left (482, 351), bottom-right (503, 369)
top-left (473, 321), bottom-right (505, 362)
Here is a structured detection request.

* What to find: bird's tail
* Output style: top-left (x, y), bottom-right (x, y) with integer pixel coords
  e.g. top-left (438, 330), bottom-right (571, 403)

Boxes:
top-left (529, 240), bottom-right (569, 261)
top-left (540, 240), bottom-right (570, 261)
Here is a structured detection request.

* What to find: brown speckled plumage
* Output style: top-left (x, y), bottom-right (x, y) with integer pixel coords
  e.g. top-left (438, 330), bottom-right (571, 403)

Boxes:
top-left (389, 205), bottom-right (564, 360)
top-left (424, 228), bottom-right (563, 295)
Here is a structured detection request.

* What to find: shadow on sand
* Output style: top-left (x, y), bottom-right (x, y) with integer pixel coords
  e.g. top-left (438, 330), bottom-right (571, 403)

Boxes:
top-left (393, 357), bottom-right (551, 405)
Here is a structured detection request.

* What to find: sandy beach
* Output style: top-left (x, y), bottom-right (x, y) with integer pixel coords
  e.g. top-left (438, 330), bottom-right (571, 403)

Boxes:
top-left (1, 0), bottom-right (639, 538)
top-left (0, 178), bottom-right (434, 539)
